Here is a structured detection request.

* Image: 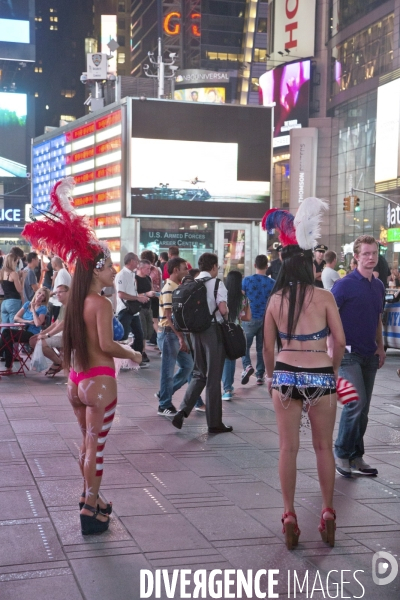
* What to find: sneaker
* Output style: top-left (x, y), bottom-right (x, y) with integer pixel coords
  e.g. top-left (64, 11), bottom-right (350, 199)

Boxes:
top-left (154, 392), bottom-right (160, 400)
top-left (157, 405), bottom-right (177, 417)
top-left (241, 365), bottom-right (254, 385)
top-left (195, 405), bottom-right (206, 412)
top-left (335, 457), bottom-right (352, 478)
top-left (139, 362), bottom-right (149, 369)
top-left (256, 377), bottom-right (264, 385)
top-left (222, 391), bottom-right (233, 401)
top-left (141, 352), bottom-right (150, 363)
top-left (350, 457), bottom-right (378, 476)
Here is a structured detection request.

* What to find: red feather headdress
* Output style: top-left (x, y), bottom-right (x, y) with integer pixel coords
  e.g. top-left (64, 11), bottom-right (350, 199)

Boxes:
top-left (22, 177), bottom-right (109, 268)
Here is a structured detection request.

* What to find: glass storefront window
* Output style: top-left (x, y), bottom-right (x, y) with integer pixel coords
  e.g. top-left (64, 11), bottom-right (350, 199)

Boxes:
top-left (329, 0), bottom-right (389, 38)
top-left (223, 228), bottom-right (245, 277)
top-left (272, 158), bottom-right (290, 210)
top-left (331, 13), bottom-right (394, 97)
top-left (140, 219), bottom-right (215, 267)
top-left (330, 91), bottom-right (391, 265)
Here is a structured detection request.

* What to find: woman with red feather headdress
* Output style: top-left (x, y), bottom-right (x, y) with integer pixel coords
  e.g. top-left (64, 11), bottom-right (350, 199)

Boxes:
top-left (23, 177), bottom-right (142, 536)
top-left (262, 199), bottom-right (346, 550)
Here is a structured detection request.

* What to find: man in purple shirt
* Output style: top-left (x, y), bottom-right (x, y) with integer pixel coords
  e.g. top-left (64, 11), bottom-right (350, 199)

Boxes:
top-left (331, 235), bottom-right (386, 478)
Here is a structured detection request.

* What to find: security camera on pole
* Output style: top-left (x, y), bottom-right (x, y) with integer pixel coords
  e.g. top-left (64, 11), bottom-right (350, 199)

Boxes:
top-left (81, 38), bottom-right (119, 111)
top-left (144, 37), bottom-right (179, 99)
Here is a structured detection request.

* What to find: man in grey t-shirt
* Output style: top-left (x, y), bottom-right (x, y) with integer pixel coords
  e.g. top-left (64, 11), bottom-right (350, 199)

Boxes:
top-left (322, 250), bottom-right (340, 291)
top-left (23, 252), bottom-right (39, 302)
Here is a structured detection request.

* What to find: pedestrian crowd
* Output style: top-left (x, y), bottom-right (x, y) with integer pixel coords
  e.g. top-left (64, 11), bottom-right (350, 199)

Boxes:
top-left (0, 181), bottom-right (392, 549)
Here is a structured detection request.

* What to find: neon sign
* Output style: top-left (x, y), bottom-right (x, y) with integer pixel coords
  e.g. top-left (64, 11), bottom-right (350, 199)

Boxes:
top-left (163, 12), bottom-right (201, 37)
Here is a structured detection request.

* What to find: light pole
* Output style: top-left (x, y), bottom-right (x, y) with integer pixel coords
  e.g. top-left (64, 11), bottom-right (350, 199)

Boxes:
top-left (144, 37), bottom-right (179, 99)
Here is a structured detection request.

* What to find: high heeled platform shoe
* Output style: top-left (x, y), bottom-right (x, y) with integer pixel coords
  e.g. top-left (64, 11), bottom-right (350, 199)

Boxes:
top-left (79, 491), bottom-right (112, 515)
top-left (318, 507), bottom-right (336, 547)
top-left (281, 511), bottom-right (301, 550)
top-left (80, 503), bottom-right (109, 536)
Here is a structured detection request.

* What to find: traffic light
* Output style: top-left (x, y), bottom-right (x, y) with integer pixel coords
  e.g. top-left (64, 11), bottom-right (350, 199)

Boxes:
top-left (343, 196), bottom-right (351, 211)
top-left (354, 196), bottom-right (361, 211)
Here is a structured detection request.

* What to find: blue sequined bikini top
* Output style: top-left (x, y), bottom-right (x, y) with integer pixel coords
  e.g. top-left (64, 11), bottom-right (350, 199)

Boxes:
top-left (278, 326), bottom-right (330, 341)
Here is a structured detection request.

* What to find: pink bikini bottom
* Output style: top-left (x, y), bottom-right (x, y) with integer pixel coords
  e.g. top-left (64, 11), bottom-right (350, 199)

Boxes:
top-left (69, 366), bottom-right (116, 386)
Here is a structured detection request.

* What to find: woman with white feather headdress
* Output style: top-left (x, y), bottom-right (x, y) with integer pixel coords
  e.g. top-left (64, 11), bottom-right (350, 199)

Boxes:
top-left (261, 197), bottom-right (346, 550)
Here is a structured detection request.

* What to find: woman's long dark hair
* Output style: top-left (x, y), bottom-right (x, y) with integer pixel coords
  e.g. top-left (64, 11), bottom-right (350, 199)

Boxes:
top-left (63, 253), bottom-right (103, 372)
top-left (225, 270), bottom-right (243, 323)
top-left (269, 245), bottom-right (315, 350)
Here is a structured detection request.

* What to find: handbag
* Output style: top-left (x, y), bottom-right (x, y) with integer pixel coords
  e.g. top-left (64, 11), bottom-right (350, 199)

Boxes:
top-left (239, 296), bottom-right (251, 322)
top-left (219, 319), bottom-right (247, 360)
top-left (123, 299), bottom-right (142, 315)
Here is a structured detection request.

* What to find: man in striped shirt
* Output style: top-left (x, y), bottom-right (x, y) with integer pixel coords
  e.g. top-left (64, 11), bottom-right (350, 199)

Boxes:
top-left (156, 258), bottom-right (193, 417)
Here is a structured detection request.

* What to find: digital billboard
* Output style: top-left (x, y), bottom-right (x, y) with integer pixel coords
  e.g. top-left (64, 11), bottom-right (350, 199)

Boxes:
top-left (0, 0), bottom-right (35, 61)
top-left (375, 79), bottom-right (400, 184)
top-left (174, 88), bottom-right (226, 103)
top-left (0, 91), bottom-right (27, 177)
top-left (129, 99), bottom-right (272, 220)
top-left (101, 14), bottom-right (117, 76)
top-left (259, 59), bottom-right (310, 148)
top-left (131, 139), bottom-right (266, 203)
top-left (32, 108), bottom-right (123, 264)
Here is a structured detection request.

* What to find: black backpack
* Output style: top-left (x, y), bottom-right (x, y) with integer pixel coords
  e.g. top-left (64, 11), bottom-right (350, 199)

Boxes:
top-left (172, 276), bottom-right (219, 333)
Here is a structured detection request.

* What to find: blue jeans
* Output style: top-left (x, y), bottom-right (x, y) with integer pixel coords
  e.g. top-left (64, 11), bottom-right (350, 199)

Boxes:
top-left (335, 352), bottom-right (379, 460)
top-left (222, 358), bottom-right (236, 392)
top-left (1, 298), bottom-right (22, 324)
top-left (157, 330), bottom-right (195, 410)
top-left (117, 310), bottom-right (144, 353)
top-left (241, 318), bottom-right (265, 377)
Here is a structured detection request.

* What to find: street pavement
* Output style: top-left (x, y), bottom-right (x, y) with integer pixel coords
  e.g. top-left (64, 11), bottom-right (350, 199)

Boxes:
top-left (0, 346), bottom-right (400, 600)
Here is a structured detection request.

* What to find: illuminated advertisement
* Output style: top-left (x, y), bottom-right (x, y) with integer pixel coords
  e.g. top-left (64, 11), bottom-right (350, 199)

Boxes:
top-left (174, 88), bottom-right (225, 103)
top-left (32, 108), bottom-right (123, 263)
top-left (375, 79), bottom-right (400, 184)
top-left (101, 14), bottom-right (117, 76)
top-left (131, 139), bottom-right (267, 202)
top-left (129, 99), bottom-right (272, 218)
top-left (0, 0), bottom-right (35, 61)
top-left (0, 91), bottom-right (27, 177)
top-left (259, 59), bottom-right (310, 148)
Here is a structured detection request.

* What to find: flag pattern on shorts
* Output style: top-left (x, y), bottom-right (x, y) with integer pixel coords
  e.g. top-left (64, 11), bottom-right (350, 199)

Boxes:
top-left (96, 398), bottom-right (117, 476)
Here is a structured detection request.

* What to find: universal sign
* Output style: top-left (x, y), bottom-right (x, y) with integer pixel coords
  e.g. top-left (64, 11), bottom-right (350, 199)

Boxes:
top-left (0, 208), bottom-right (21, 223)
top-left (269, 0), bottom-right (316, 66)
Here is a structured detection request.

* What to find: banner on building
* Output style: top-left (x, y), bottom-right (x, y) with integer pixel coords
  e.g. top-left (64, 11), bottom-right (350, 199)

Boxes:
top-left (269, 0), bottom-right (316, 67)
top-left (289, 128), bottom-right (318, 208)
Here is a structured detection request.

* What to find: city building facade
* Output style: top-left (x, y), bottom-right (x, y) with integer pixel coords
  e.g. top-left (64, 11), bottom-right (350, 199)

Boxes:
top-left (269, 0), bottom-right (400, 268)
top-left (130, 0), bottom-right (267, 104)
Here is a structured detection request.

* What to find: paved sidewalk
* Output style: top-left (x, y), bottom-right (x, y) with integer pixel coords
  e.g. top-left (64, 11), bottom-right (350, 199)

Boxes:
top-left (0, 348), bottom-right (399, 599)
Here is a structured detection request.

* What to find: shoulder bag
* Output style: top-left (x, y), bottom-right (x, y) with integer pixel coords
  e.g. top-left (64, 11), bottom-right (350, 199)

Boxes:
top-left (214, 280), bottom-right (247, 360)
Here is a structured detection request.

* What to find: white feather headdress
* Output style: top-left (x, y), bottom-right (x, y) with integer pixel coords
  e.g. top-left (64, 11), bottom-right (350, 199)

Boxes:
top-left (294, 197), bottom-right (329, 250)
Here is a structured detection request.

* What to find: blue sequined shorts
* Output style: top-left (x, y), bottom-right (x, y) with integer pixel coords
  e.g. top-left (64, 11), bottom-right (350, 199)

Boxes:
top-left (272, 361), bottom-right (336, 402)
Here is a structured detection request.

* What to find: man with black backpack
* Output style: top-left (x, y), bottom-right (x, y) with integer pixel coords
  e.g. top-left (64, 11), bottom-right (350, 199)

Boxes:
top-left (172, 253), bottom-right (233, 434)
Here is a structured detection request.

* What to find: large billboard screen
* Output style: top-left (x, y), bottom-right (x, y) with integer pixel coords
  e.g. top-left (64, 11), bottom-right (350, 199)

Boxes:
top-left (32, 108), bottom-right (123, 264)
top-left (375, 79), bottom-right (400, 184)
top-left (0, 91), bottom-right (28, 177)
top-left (130, 99), bottom-right (272, 220)
top-left (259, 59), bottom-right (310, 148)
top-left (0, 0), bottom-right (35, 61)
